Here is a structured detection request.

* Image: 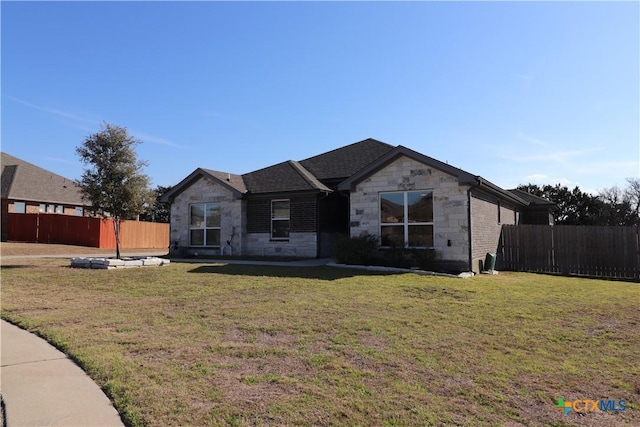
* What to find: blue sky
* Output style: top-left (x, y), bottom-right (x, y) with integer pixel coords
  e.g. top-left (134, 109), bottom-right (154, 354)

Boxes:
top-left (2, 1), bottom-right (638, 194)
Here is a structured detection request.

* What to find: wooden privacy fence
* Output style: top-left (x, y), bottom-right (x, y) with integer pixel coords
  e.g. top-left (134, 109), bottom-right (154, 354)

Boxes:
top-left (7, 213), bottom-right (169, 249)
top-left (499, 224), bottom-right (640, 280)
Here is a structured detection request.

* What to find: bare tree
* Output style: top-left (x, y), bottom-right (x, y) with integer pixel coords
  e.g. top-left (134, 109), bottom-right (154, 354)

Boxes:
top-left (624, 177), bottom-right (640, 221)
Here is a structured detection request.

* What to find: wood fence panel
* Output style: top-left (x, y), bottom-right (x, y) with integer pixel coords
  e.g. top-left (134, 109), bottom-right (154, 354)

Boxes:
top-left (5, 213), bottom-right (169, 250)
top-left (120, 220), bottom-right (170, 249)
top-left (7, 213), bottom-right (38, 242)
top-left (500, 224), bottom-right (640, 280)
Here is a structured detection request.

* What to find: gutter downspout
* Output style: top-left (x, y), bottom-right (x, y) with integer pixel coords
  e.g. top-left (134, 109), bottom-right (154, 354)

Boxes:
top-left (467, 177), bottom-right (482, 273)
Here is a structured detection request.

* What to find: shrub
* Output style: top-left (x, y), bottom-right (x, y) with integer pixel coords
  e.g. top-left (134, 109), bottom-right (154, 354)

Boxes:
top-left (409, 248), bottom-right (437, 270)
top-left (374, 248), bottom-right (437, 270)
top-left (334, 234), bottom-right (378, 265)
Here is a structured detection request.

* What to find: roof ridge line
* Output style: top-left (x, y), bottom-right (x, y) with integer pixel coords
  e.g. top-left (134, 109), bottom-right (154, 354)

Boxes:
top-left (287, 160), bottom-right (331, 192)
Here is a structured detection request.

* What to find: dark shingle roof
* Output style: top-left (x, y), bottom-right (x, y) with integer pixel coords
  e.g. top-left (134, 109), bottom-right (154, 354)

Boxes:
top-left (299, 138), bottom-right (395, 181)
top-left (201, 169), bottom-right (248, 194)
top-left (242, 160), bottom-right (331, 194)
top-left (508, 189), bottom-right (556, 206)
top-left (1, 152), bottom-right (86, 205)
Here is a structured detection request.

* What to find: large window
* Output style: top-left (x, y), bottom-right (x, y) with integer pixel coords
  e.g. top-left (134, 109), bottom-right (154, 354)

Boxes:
top-left (190, 203), bottom-right (221, 246)
top-left (380, 190), bottom-right (433, 247)
top-left (271, 199), bottom-right (290, 239)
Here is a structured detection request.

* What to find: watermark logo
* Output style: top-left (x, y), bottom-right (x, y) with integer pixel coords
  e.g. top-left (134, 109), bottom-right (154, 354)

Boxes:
top-left (555, 398), bottom-right (626, 416)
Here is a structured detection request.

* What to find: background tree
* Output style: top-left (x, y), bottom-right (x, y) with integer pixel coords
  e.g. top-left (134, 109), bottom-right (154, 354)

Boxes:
top-left (76, 122), bottom-right (152, 259)
top-left (624, 177), bottom-right (640, 222)
top-left (517, 179), bottom-right (639, 226)
top-left (139, 185), bottom-right (171, 223)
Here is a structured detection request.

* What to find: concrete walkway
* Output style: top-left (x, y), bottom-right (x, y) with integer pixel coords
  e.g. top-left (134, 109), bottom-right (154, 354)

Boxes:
top-left (0, 320), bottom-right (124, 427)
top-left (171, 257), bottom-right (333, 267)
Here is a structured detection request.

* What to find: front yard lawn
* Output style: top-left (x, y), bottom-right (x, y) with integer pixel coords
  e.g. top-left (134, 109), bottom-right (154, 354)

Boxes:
top-left (2, 259), bottom-right (638, 426)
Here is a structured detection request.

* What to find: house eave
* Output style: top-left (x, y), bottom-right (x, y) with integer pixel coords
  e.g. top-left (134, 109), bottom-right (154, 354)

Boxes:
top-left (160, 168), bottom-right (247, 203)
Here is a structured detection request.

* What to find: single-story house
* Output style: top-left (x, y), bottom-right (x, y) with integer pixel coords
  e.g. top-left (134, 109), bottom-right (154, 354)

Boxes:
top-left (161, 138), bottom-right (554, 272)
top-left (1, 152), bottom-right (91, 241)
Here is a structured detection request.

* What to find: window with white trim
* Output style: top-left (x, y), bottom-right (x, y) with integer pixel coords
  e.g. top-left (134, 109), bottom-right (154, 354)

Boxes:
top-left (271, 199), bottom-right (290, 239)
top-left (56, 205), bottom-right (64, 214)
top-left (380, 190), bottom-right (434, 247)
top-left (190, 203), bottom-right (221, 246)
top-left (75, 207), bottom-right (84, 216)
top-left (39, 204), bottom-right (46, 213)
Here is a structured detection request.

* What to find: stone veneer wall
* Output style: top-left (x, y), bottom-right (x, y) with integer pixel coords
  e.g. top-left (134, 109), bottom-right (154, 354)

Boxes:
top-left (470, 191), bottom-right (518, 272)
top-left (170, 177), bottom-right (244, 255)
top-left (349, 155), bottom-right (470, 265)
top-left (244, 232), bottom-right (317, 258)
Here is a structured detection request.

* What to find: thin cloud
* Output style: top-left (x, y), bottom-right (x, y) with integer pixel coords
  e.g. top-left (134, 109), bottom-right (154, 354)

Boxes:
top-left (5, 95), bottom-right (98, 126)
top-left (509, 132), bottom-right (604, 163)
top-left (130, 130), bottom-right (182, 148)
top-left (524, 174), bottom-right (574, 187)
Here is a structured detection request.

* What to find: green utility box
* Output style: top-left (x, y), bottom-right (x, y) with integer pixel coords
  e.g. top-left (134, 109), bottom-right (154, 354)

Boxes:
top-left (484, 252), bottom-right (496, 271)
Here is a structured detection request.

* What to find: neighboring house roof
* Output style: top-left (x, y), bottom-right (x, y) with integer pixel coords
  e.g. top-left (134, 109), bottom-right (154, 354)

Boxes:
top-left (299, 138), bottom-right (395, 181)
top-left (242, 160), bottom-right (331, 194)
top-left (1, 152), bottom-right (86, 205)
top-left (160, 167), bottom-right (247, 203)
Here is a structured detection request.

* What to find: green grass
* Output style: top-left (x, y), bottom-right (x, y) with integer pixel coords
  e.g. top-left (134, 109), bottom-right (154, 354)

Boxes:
top-left (2, 259), bottom-right (639, 426)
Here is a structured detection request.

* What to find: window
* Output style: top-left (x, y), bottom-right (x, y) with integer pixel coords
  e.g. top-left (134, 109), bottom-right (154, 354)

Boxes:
top-left (190, 203), bottom-right (220, 246)
top-left (39, 204), bottom-right (46, 213)
top-left (271, 199), bottom-right (290, 239)
top-left (380, 190), bottom-right (433, 247)
top-left (47, 204), bottom-right (55, 213)
top-left (56, 205), bottom-right (64, 214)
top-left (13, 202), bottom-right (26, 213)
top-left (75, 207), bottom-right (84, 216)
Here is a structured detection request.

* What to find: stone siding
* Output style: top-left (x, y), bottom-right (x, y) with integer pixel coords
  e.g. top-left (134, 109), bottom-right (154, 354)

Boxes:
top-left (244, 232), bottom-right (317, 258)
top-left (349, 155), bottom-right (470, 264)
top-left (170, 177), bottom-right (244, 255)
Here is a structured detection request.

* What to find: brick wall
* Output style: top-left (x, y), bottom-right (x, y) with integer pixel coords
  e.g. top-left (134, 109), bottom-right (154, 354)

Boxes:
top-left (470, 190), bottom-right (518, 272)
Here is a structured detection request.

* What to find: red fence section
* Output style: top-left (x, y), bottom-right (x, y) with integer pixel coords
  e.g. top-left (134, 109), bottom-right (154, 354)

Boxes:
top-left (6, 213), bottom-right (169, 249)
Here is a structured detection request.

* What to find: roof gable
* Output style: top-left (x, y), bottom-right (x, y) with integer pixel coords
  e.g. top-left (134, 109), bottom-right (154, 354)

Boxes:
top-left (1, 152), bottom-right (86, 205)
top-left (337, 146), bottom-right (528, 206)
top-left (337, 145), bottom-right (478, 191)
top-left (160, 168), bottom-right (247, 203)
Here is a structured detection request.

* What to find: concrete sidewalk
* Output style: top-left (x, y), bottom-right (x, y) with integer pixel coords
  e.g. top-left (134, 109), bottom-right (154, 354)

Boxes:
top-left (171, 257), bottom-right (333, 267)
top-left (0, 320), bottom-right (124, 427)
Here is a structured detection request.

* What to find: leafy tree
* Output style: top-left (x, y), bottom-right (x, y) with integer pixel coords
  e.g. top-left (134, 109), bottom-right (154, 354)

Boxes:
top-left (518, 179), bottom-right (640, 226)
top-left (76, 122), bottom-right (152, 258)
top-left (139, 185), bottom-right (171, 223)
